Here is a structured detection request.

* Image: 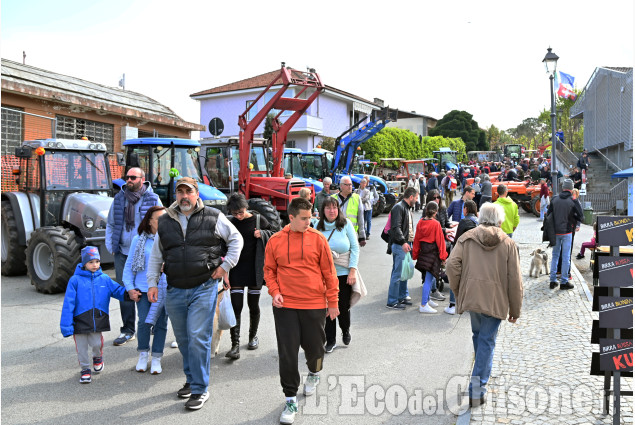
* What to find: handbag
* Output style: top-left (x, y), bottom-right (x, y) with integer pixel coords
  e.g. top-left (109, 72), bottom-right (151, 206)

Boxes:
top-left (400, 252), bottom-right (415, 281)
top-left (217, 289), bottom-right (236, 330)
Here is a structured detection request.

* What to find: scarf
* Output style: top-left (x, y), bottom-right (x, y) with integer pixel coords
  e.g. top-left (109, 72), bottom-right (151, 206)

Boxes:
top-left (131, 232), bottom-right (153, 273)
top-left (331, 251), bottom-right (367, 307)
top-left (124, 184), bottom-right (147, 231)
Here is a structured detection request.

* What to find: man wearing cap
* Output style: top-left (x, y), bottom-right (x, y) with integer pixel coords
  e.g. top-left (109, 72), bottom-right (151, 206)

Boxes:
top-left (106, 167), bottom-right (161, 346)
top-left (146, 177), bottom-right (244, 410)
top-left (546, 178), bottom-right (583, 290)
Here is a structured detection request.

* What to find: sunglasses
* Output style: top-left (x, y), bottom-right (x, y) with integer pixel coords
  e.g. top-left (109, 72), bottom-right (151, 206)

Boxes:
top-left (125, 175), bottom-right (140, 181)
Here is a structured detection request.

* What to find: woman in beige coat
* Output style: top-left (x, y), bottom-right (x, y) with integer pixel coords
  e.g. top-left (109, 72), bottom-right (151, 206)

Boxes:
top-left (446, 202), bottom-right (523, 408)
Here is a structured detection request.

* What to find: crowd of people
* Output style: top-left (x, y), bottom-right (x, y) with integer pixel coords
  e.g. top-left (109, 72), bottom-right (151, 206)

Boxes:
top-left (60, 154), bottom-right (591, 422)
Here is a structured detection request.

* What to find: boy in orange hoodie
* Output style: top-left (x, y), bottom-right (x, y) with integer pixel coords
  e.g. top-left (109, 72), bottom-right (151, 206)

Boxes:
top-left (265, 198), bottom-right (339, 425)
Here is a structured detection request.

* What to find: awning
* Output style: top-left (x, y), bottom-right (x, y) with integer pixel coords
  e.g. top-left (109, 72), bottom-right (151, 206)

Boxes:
top-left (611, 168), bottom-right (633, 179)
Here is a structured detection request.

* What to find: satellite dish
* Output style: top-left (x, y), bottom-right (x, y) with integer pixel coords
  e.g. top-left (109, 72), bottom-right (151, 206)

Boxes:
top-left (208, 117), bottom-right (224, 136)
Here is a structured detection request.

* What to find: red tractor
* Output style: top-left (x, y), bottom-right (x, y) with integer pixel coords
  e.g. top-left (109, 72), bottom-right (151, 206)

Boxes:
top-left (199, 65), bottom-right (323, 228)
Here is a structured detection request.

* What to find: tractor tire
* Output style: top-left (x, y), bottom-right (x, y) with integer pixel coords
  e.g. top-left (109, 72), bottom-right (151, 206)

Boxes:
top-left (1, 200), bottom-right (27, 276)
top-left (26, 227), bottom-right (81, 294)
top-left (531, 196), bottom-right (541, 217)
top-left (520, 202), bottom-right (532, 213)
top-left (383, 194), bottom-right (396, 213)
top-left (248, 198), bottom-right (282, 232)
top-left (373, 194), bottom-right (386, 217)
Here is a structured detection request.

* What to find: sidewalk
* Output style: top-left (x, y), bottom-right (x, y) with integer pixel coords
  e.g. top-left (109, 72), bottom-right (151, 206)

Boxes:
top-left (466, 214), bottom-right (633, 424)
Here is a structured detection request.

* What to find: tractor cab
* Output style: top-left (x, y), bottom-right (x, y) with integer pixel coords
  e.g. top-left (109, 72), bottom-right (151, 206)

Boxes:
top-left (283, 148), bottom-right (323, 192)
top-left (432, 148), bottom-right (459, 172)
top-left (119, 138), bottom-right (227, 210)
top-left (504, 144), bottom-right (523, 160)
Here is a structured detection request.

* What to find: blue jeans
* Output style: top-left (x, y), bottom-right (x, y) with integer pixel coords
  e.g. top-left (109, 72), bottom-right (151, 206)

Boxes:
top-left (364, 209), bottom-right (373, 238)
top-left (550, 233), bottom-right (573, 285)
top-left (421, 271), bottom-right (435, 305)
top-left (449, 290), bottom-right (456, 304)
top-left (165, 278), bottom-right (219, 395)
top-left (115, 252), bottom-right (136, 335)
top-left (387, 243), bottom-right (411, 305)
top-left (136, 294), bottom-right (168, 357)
top-left (469, 312), bottom-right (501, 399)
top-left (540, 200), bottom-right (548, 220)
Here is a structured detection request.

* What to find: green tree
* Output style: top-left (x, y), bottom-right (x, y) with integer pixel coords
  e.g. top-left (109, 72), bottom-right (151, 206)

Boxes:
top-left (429, 110), bottom-right (488, 152)
top-left (319, 136), bottom-right (335, 152)
top-left (263, 113), bottom-right (276, 142)
top-left (487, 125), bottom-right (501, 151)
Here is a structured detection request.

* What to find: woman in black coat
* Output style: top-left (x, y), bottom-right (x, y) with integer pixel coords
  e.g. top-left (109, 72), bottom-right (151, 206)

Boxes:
top-left (422, 189), bottom-right (455, 299)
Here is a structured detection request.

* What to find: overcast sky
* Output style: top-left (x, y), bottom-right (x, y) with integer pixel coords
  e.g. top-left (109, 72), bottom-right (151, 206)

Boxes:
top-left (2, 0), bottom-right (633, 135)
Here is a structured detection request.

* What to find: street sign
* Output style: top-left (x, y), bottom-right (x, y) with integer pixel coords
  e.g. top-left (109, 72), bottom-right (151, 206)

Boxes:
top-left (599, 339), bottom-right (634, 373)
top-left (597, 216), bottom-right (633, 247)
top-left (579, 183), bottom-right (587, 195)
top-left (208, 117), bottom-right (224, 136)
top-left (598, 256), bottom-right (634, 287)
top-left (598, 296), bottom-right (633, 329)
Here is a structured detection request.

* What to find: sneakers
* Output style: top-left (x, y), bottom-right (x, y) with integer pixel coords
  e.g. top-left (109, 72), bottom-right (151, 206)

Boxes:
top-left (560, 282), bottom-right (575, 290)
top-left (386, 303), bottom-right (406, 310)
top-left (177, 382), bottom-right (192, 398)
top-left (185, 392), bottom-right (209, 410)
top-left (171, 341), bottom-right (179, 348)
top-left (325, 342), bottom-right (336, 353)
top-left (150, 357), bottom-right (162, 375)
top-left (419, 303), bottom-right (437, 314)
top-left (342, 330), bottom-right (351, 346)
top-left (575, 253), bottom-right (585, 260)
top-left (444, 306), bottom-right (456, 315)
top-left (80, 369), bottom-right (91, 384)
top-left (136, 352), bottom-right (149, 372)
top-left (430, 291), bottom-right (446, 301)
top-left (549, 281), bottom-right (558, 289)
top-left (427, 299), bottom-right (439, 308)
top-left (403, 296), bottom-right (412, 301)
top-left (399, 299), bottom-right (413, 306)
top-left (280, 400), bottom-right (298, 424)
top-left (93, 356), bottom-right (104, 373)
top-left (113, 332), bottom-right (135, 346)
top-left (303, 373), bottom-right (320, 396)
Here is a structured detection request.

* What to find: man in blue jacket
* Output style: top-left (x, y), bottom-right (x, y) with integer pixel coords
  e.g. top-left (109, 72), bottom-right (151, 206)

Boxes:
top-left (105, 167), bottom-right (161, 346)
top-left (447, 187), bottom-right (475, 222)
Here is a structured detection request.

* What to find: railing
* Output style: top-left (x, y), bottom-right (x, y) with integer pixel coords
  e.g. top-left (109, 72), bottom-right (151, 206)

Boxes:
top-left (592, 148), bottom-right (622, 172)
top-left (584, 177), bottom-right (629, 213)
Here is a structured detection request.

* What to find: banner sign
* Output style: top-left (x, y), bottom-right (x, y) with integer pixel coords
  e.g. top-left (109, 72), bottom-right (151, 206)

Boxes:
top-left (598, 256), bottom-right (634, 287)
top-left (599, 339), bottom-right (634, 372)
top-left (597, 216), bottom-right (633, 247)
top-left (598, 296), bottom-right (634, 329)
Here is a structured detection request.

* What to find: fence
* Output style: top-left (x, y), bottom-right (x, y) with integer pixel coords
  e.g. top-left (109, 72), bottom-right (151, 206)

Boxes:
top-left (584, 179), bottom-right (629, 213)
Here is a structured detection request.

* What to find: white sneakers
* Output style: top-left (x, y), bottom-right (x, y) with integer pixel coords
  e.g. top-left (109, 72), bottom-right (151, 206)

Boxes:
top-left (171, 341), bottom-right (178, 348)
top-left (303, 373), bottom-right (320, 396)
top-left (419, 303), bottom-right (437, 314)
top-left (280, 400), bottom-right (298, 424)
top-left (151, 357), bottom-right (162, 374)
top-left (444, 306), bottom-right (456, 315)
top-left (427, 300), bottom-right (439, 308)
top-left (136, 352), bottom-right (149, 372)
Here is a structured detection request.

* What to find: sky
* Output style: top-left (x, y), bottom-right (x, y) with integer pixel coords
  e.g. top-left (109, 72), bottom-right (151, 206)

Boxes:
top-left (1, 0), bottom-right (633, 135)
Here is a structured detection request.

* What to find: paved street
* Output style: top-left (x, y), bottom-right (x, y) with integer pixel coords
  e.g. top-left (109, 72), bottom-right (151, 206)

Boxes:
top-left (2, 208), bottom-right (632, 424)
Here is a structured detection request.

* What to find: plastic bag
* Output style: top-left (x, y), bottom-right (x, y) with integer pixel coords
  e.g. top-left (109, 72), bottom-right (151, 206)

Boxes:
top-left (400, 252), bottom-right (415, 281)
top-left (217, 290), bottom-right (236, 330)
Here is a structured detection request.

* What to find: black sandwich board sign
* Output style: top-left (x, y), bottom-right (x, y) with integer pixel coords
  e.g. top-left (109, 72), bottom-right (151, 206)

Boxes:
top-left (598, 296), bottom-right (633, 329)
top-left (597, 216), bottom-right (633, 247)
top-left (598, 256), bottom-right (633, 287)
top-left (599, 339), bottom-right (634, 373)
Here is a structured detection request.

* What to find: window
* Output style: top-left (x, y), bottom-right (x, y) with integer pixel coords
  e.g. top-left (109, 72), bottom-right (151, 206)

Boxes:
top-left (287, 140), bottom-right (296, 148)
top-left (138, 130), bottom-right (178, 138)
top-left (1, 106), bottom-right (24, 154)
top-left (56, 115), bottom-right (114, 152)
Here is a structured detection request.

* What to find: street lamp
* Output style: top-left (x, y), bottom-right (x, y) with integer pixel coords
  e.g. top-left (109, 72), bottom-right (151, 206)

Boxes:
top-left (543, 47), bottom-right (560, 194)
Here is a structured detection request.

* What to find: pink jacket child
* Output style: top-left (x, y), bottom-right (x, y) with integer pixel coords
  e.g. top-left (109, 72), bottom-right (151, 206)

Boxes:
top-left (576, 222), bottom-right (597, 260)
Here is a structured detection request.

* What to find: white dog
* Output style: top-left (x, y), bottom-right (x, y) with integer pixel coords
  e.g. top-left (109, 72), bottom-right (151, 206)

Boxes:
top-left (529, 248), bottom-right (549, 277)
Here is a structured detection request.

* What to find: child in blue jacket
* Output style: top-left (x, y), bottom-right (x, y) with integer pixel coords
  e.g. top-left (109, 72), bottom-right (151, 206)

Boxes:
top-left (60, 246), bottom-right (138, 383)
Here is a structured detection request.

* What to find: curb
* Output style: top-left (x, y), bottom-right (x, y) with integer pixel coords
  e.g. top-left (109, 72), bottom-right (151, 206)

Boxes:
top-left (571, 262), bottom-right (593, 302)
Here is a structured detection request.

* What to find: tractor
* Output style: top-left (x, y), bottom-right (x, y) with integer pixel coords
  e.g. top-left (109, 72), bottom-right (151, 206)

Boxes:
top-left (115, 138), bottom-right (227, 211)
top-left (1, 139), bottom-right (114, 293)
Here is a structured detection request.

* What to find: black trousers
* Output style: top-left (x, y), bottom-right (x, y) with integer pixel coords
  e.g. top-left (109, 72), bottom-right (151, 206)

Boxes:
top-left (273, 307), bottom-right (326, 397)
top-left (325, 275), bottom-right (352, 344)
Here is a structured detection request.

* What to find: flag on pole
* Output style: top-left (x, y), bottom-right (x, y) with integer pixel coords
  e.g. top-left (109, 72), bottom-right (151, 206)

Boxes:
top-left (556, 71), bottom-right (576, 100)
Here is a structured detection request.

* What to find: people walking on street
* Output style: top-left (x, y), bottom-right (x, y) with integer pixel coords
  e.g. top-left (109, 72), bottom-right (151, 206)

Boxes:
top-left (426, 188), bottom-right (455, 301)
top-left (60, 247), bottom-right (139, 384)
top-left (122, 206), bottom-right (168, 374)
top-left (334, 176), bottom-right (366, 246)
top-left (264, 197), bottom-right (339, 425)
top-left (442, 170), bottom-right (455, 206)
top-left (556, 188), bottom-right (583, 282)
top-left (407, 174), bottom-right (421, 211)
top-left (494, 184), bottom-right (519, 238)
top-left (447, 186), bottom-right (475, 222)
top-left (479, 174), bottom-right (492, 207)
top-left (316, 196), bottom-right (361, 353)
top-left (106, 167), bottom-right (162, 346)
top-left (419, 175), bottom-right (427, 209)
top-left (539, 178), bottom-right (550, 221)
top-left (386, 187), bottom-right (418, 310)
top-left (546, 179), bottom-right (583, 290)
top-left (314, 177), bottom-right (332, 216)
top-left (412, 201), bottom-right (447, 314)
top-left (426, 171), bottom-right (439, 196)
top-left (446, 203), bottom-right (523, 408)
top-left (356, 177), bottom-right (373, 240)
top-left (471, 177), bottom-right (482, 207)
top-left (224, 193), bottom-right (275, 360)
top-left (146, 177), bottom-right (244, 410)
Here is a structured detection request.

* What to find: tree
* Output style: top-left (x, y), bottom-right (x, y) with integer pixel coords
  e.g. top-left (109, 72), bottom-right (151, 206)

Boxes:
top-left (263, 113), bottom-right (276, 142)
top-left (319, 136), bottom-right (335, 152)
top-left (429, 110), bottom-right (488, 152)
top-left (487, 125), bottom-right (501, 150)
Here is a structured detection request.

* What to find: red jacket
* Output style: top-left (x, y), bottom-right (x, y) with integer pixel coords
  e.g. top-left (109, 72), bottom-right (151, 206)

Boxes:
top-left (412, 218), bottom-right (447, 262)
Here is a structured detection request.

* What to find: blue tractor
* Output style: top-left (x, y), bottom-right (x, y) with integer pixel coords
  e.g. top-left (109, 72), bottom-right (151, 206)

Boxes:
top-left (432, 147), bottom-right (459, 172)
top-left (282, 148), bottom-right (324, 193)
top-left (115, 138), bottom-right (227, 211)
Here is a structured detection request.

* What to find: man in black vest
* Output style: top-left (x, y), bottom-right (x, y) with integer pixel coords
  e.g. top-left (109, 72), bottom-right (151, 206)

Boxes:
top-left (146, 177), bottom-right (243, 410)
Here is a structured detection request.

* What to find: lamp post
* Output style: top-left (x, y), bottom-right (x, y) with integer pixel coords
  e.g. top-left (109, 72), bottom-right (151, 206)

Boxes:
top-left (543, 47), bottom-right (560, 194)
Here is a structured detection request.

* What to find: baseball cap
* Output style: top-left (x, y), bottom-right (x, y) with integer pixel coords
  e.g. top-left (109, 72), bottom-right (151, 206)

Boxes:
top-left (176, 176), bottom-right (198, 191)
